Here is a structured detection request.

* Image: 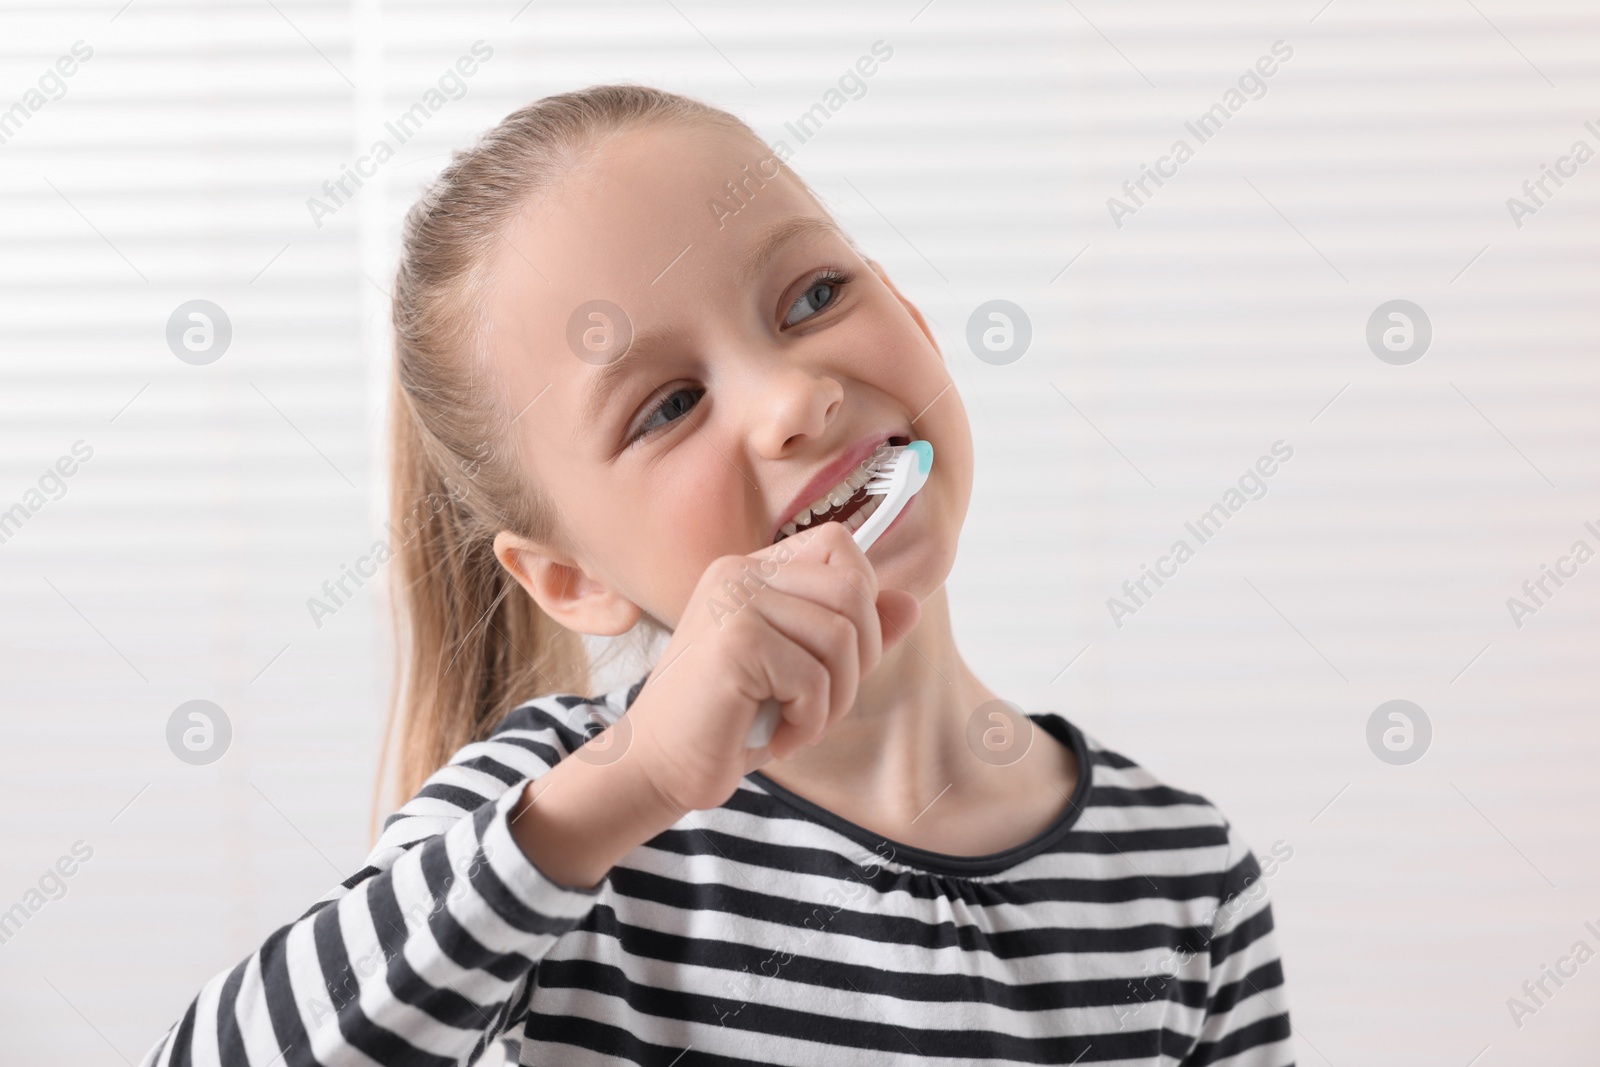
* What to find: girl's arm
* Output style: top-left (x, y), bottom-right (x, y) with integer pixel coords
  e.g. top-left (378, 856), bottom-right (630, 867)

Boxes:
top-left (141, 522), bottom-right (904, 1066)
top-left (139, 697), bottom-right (677, 1067)
top-left (1180, 828), bottom-right (1297, 1066)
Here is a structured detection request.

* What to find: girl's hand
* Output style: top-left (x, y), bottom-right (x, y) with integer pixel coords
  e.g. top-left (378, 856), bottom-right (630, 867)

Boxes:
top-left (627, 521), bottom-right (922, 815)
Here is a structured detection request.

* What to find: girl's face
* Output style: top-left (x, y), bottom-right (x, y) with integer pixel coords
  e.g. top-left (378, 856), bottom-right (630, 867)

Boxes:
top-left (485, 121), bottom-right (972, 633)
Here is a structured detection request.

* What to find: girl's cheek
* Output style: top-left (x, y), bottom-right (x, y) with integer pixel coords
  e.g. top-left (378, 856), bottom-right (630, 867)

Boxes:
top-left (655, 442), bottom-right (745, 541)
top-left (627, 458), bottom-right (745, 609)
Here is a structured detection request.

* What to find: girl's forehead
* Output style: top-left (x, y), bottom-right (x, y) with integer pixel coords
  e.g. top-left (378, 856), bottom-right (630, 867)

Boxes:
top-left (494, 134), bottom-right (819, 338)
top-left (509, 124), bottom-right (810, 293)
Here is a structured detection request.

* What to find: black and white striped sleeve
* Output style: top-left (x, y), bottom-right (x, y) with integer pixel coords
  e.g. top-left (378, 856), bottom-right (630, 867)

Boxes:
top-left (1181, 826), bottom-right (1297, 1066)
top-left (139, 699), bottom-right (600, 1067)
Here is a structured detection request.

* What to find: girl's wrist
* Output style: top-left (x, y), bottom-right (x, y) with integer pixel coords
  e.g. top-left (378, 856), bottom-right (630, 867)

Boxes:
top-left (508, 742), bottom-right (683, 890)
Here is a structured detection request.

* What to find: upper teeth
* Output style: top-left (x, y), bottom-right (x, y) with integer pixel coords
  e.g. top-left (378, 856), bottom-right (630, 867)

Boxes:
top-left (777, 443), bottom-right (893, 540)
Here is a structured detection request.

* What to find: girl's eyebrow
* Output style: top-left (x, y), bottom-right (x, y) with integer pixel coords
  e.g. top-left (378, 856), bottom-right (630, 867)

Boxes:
top-left (577, 324), bottom-right (680, 433)
top-left (738, 214), bottom-right (845, 288)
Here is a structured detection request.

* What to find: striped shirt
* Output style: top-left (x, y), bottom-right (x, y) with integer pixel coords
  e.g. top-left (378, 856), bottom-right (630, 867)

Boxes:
top-left (141, 673), bottom-right (1295, 1066)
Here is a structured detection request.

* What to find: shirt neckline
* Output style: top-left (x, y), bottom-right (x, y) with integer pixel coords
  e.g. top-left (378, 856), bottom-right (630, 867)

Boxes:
top-left (743, 710), bottom-right (1093, 878)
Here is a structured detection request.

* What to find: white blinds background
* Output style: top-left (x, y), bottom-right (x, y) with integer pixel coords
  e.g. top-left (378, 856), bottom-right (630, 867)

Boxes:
top-left (1, 0), bottom-right (1597, 1062)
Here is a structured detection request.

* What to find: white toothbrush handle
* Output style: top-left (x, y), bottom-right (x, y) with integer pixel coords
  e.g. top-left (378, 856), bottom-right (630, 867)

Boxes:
top-left (748, 699), bottom-right (782, 748)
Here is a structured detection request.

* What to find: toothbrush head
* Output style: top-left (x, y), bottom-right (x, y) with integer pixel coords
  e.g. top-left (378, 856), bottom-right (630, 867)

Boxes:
top-left (852, 438), bottom-right (933, 551)
top-left (862, 438), bottom-right (933, 494)
top-left (904, 439), bottom-right (932, 486)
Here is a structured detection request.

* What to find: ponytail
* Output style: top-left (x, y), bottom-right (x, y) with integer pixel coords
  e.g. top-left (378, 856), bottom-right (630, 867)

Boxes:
top-left (378, 368), bottom-right (589, 816)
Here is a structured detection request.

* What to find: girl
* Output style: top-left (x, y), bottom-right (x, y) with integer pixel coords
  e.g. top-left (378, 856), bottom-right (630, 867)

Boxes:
top-left (143, 85), bottom-right (1293, 1066)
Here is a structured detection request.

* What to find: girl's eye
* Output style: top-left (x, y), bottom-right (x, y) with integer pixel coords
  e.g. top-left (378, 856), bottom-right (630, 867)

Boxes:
top-left (628, 385), bottom-right (704, 444)
top-left (783, 268), bottom-right (850, 328)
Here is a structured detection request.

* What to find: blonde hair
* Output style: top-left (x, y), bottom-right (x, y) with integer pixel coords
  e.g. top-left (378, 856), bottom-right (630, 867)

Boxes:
top-left (377, 85), bottom-right (812, 821)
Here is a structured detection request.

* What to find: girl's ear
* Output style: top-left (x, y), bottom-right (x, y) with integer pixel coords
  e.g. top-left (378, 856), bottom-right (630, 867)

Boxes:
top-left (492, 530), bottom-right (642, 637)
top-left (866, 257), bottom-right (944, 363)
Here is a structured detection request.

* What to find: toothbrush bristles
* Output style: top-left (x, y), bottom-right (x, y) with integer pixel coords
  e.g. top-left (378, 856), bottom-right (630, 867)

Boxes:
top-left (865, 443), bottom-right (906, 483)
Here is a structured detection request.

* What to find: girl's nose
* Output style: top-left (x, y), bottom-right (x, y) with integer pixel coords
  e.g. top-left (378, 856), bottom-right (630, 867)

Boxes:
top-left (750, 365), bottom-right (844, 458)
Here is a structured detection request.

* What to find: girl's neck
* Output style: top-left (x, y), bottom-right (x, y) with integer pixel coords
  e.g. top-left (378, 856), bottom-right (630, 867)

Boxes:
top-left (752, 584), bottom-right (1078, 852)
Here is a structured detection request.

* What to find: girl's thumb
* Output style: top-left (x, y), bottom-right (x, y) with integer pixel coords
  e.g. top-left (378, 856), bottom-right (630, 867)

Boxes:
top-left (875, 588), bottom-right (922, 655)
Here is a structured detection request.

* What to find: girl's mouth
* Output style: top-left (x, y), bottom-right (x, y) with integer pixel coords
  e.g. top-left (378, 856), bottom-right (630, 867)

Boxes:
top-left (774, 435), bottom-right (909, 544)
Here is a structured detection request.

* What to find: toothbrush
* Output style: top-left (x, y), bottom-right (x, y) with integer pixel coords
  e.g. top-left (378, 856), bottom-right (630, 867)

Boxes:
top-left (746, 439), bottom-right (934, 748)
